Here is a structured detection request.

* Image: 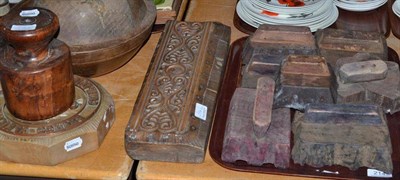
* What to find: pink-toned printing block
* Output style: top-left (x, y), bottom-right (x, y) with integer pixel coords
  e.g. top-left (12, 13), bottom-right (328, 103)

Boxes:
top-left (222, 88), bottom-right (291, 168)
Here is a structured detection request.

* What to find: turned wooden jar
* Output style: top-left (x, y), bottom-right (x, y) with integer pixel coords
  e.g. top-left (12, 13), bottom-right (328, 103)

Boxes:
top-left (15, 0), bottom-right (156, 77)
top-left (0, 8), bottom-right (75, 121)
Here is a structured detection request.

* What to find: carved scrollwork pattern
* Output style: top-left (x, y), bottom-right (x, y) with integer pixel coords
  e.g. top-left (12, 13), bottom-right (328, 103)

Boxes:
top-left (140, 22), bottom-right (204, 133)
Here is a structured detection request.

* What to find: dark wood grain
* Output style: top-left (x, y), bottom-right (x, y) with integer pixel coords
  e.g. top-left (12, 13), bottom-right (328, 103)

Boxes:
top-left (0, 8), bottom-right (74, 121)
top-left (209, 37), bottom-right (400, 179)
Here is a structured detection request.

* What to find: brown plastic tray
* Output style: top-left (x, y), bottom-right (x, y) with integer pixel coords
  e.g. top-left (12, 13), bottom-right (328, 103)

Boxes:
top-left (209, 37), bottom-right (400, 179)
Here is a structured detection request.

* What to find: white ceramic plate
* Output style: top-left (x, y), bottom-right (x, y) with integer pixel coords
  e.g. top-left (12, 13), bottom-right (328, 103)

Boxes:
top-left (393, 1), bottom-right (400, 17)
top-left (236, 0), bottom-right (338, 32)
top-left (334, 0), bottom-right (387, 11)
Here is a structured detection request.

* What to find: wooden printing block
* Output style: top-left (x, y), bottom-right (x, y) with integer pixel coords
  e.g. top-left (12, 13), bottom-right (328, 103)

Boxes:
top-left (338, 60), bottom-right (388, 83)
top-left (292, 103), bottom-right (393, 173)
top-left (241, 25), bottom-right (318, 88)
top-left (222, 88), bottom-right (291, 168)
top-left (124, 21), bottom-right (231, 163)
top-left (274, 55), bottom-right (333, 110)
top-left (241, 54), bottom-right (282, 88)
top-left (280, 55), bottom-right (331, 87)
top-left (315, 28), bottom-right (387, 67)
top-left (334, 53), bottom-right (400, 114)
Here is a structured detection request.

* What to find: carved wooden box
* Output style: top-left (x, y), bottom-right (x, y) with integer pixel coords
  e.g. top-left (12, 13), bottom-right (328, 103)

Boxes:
top-left (316, 28), bottom-right (387, 67)
top-left (292, 103), bottom-right (393, 173)
top-left (241, 25), bottom-right (318, 88)
top-left (125, 21), bottom-right (231, 163)
top-left (333, 53), bottom-right (400, 114)
top-left (274, 55), bottom-right (334, 110)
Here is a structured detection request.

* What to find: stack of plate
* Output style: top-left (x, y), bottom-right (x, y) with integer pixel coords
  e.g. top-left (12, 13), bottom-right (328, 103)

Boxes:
top-left (236, 0), bottom-right (338, 32)
top-left (333, 0), bottom-right (387, 11)
top-left (393, 0), bottom-right (400, 18)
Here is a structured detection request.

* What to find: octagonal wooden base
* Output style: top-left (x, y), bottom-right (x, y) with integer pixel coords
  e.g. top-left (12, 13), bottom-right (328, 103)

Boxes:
top-left (0, 76), bottom-right (115, 166)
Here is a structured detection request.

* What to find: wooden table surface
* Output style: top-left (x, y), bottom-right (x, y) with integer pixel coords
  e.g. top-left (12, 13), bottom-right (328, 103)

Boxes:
top-left (0, 0), bottom-right (399, 179)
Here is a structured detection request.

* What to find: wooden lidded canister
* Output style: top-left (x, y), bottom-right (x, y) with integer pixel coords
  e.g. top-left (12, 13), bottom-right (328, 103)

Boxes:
top-left (0, 8), bottom-right (75, 121)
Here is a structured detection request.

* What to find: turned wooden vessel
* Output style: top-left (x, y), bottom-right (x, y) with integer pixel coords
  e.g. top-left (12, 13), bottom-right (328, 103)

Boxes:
top-left (0, 8), bottom-right (115, 166)
top-left (0, 8), bottom-right (74, 121)
top-left (18, 0), bottom-right (156, 77)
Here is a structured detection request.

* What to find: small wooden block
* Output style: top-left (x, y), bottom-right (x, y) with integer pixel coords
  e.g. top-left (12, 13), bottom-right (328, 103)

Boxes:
top-left (125, 21), bottom-right (231, 163)
top-left (281, 55), bottom-right (331, 87)
top-left (292, 103), bottom-right (393, 173)
top-left (316, 28), bottom-right (387, 67)
top-left (222, 88), bottom-right (291, 168)
top-left (253, 77), bottom-right (275, 138)
top-left (339, 60), bottom-right (388, 83)
top-left (334, 54), bottom-right (400, 114)
top-left (249, 24), bottom-right (316, 49)
top-left (240, 54), bottom-right (283, 88)
top-left (241, 25), bottom-right (318, 89)
top-left (247, 54), bottom-right (283, 75)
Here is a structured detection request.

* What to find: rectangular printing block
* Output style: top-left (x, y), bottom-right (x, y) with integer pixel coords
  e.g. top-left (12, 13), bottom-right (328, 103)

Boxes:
top-left (125, 21), bottom-right (231, 163)
top-left (222, 88), bottom-right (291, 168)
top-left (280, 55), bottom-right (331, 87)
top-left (333, 53), bottom-right (400, 114)
top-left (315, 28), bottom-right (387, 67)
top-left (241, 25), bottom-right (318, 88)
top-left (274, 55), bottom-right (334, 110)
top-left (292, 103), bottom-right (393, 173)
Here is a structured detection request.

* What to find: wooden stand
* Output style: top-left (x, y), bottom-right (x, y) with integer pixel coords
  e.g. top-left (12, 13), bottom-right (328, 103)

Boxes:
top-left (0, 8), bottom-right (115, 165)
